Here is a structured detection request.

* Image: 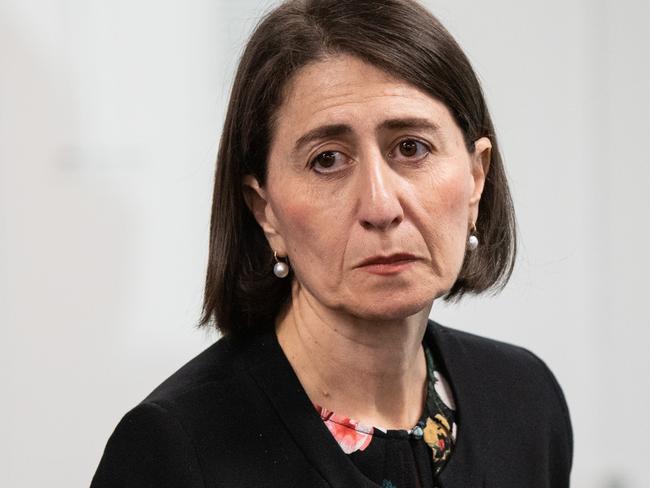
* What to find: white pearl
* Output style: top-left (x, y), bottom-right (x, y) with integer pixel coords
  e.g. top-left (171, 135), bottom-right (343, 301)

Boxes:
top-left (467, 234), bottom-right (479, 251)
top-left (273, 261), bottom-right (289, 278)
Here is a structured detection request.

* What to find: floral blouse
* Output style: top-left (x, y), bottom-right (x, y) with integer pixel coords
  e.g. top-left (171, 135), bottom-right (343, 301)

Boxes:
top-left (313, 343), bottom-right (457, 488)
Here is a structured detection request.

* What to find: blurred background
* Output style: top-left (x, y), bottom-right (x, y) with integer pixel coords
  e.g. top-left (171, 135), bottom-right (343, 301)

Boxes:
top-left (1, 0), bottom-right (648, 486)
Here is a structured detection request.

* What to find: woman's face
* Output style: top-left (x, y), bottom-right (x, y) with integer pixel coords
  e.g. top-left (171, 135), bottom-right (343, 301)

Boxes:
top-left (244, 54), bottom-right (491, 321)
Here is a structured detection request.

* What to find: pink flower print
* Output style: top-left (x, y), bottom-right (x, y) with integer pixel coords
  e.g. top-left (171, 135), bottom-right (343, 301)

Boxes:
top-left (315, 404), bottom-right (374, 454)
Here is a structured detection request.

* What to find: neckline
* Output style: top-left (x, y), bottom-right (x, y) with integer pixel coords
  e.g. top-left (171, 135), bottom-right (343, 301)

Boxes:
top-left (312, 339), bottom-right (441, 439)
top-left (238, 318), bottom-right (482, 487)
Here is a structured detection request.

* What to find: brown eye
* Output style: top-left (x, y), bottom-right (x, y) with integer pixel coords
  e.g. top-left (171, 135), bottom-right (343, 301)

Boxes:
top-left (309, 150), bottom-right (349, 174)
top-left (315, 151), bottom-right (337, 168)
top-left (391, 138), bottom-right (429, 162)
top-left (399, 140), bottom-right (418, 157)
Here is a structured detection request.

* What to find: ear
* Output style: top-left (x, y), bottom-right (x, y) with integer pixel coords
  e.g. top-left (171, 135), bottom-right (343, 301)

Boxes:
top-left (468, 136), bottom-right (492, 222)
top-left (241, 175), bottom-right (288, 255)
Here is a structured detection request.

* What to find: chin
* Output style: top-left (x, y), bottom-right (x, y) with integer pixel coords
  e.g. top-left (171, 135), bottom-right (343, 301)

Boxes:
top-left (345, 294), bottom-right (434, 322)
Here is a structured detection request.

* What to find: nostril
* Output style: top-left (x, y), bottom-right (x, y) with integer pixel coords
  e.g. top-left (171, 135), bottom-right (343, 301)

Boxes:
top-left (361, 214), bottom-right (403, 231)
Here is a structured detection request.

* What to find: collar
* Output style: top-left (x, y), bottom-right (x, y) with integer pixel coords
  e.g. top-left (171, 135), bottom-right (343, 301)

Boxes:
top-left (237, 319), bottom-right (486, 487)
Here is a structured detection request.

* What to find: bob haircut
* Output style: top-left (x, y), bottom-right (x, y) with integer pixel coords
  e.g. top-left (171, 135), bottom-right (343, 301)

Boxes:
top-left (200, 0), bottom-right (517, 336)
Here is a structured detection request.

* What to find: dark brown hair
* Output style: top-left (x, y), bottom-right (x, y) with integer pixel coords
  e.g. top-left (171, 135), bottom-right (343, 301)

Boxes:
top-left (200, 0), bottom-right (517, 336)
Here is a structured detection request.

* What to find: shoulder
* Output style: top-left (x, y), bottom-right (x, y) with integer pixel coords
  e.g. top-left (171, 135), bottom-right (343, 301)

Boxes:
top-left (427, 319), bottom-right (573, 482)
top-left (142, 334), bottom-right (243, 405)
top-left (135, 333), bottom-right (268, 435)
top-left (91, 400), bottom-right (206, 487)
top-left (430, 320), bottom-right (572, 418)
top-left (430, 319), bottom-right (569, 399)
top-left (432, 319), bottom-right (538, 360)
top-left (92, 335), bottom-right (267, 487)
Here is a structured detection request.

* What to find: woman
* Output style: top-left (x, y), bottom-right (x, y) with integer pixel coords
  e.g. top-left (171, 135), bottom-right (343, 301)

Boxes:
top-left (92, 1), bottom-right (572, 487)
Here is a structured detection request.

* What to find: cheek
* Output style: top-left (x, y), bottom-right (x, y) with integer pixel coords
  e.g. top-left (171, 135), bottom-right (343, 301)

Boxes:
top-left (271, 183), bottom-right (348, 272)
top-left (414, 162), bottom-right (472, 264)
top-left (277, 203), bottom-right (318, 250)
top-left (420, 162), bottom-right (470, 221)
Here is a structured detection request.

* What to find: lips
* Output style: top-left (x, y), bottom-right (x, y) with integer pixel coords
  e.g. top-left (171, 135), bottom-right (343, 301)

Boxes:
top-left (357, 253), bottom-right (417, 267)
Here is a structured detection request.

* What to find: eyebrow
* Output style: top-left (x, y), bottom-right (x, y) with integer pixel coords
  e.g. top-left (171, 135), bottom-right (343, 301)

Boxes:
top-left (292, 117), bottom-right (441, 154)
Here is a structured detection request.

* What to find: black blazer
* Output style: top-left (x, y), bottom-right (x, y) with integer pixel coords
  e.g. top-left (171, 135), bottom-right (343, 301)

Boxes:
top-left (91, 320), bottom-right (573, 487)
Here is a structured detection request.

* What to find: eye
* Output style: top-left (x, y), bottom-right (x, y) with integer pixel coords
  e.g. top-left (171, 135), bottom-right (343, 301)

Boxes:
top-left (308, 150), bottom-right (350, 174)
top-left (390, 138), bottom-right (430, 162)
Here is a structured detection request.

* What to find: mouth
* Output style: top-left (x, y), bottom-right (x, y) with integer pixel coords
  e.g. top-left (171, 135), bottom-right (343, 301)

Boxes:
top-left (357, 253), bottom-right (418, 275)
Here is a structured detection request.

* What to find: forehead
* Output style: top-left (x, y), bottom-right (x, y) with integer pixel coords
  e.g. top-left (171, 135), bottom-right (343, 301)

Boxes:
top-left (275, 54), bottom-right (455, 132)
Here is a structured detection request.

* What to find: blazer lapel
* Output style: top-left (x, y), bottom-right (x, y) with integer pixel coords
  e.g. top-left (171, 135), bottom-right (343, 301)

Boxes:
top-left (242, 330), bottom-right (377, 488)
top-left (426, 320), bottom-right (487, 487)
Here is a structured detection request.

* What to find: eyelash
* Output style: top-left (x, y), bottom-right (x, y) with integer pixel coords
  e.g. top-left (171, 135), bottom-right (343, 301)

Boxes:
top-left (308, 138), bottom-right (432, 174)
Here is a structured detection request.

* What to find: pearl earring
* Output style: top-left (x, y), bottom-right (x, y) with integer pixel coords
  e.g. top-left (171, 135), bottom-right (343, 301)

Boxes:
top-left (467, 223), bottom-right (479, 251)
top-left (273, 251), bottom-right (290, 278)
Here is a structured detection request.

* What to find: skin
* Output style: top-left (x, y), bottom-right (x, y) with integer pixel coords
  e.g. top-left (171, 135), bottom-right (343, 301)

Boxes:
top-left (243, 54), bottom-right (491, 429)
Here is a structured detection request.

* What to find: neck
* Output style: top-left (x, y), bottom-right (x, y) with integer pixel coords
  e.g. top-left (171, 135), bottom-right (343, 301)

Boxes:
top-left (276, 282), bottom-right (433, 430)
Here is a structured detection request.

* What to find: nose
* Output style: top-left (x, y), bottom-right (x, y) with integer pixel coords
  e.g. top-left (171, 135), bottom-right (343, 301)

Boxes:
top-left (356, 153), bottom-right (404, 231)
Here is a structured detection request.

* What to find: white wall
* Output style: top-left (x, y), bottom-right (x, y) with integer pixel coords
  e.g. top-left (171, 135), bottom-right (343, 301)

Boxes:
top-left (1, 1), bottom-right (647, 487)
top-left (429, 1), bottom-right (650, 487)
